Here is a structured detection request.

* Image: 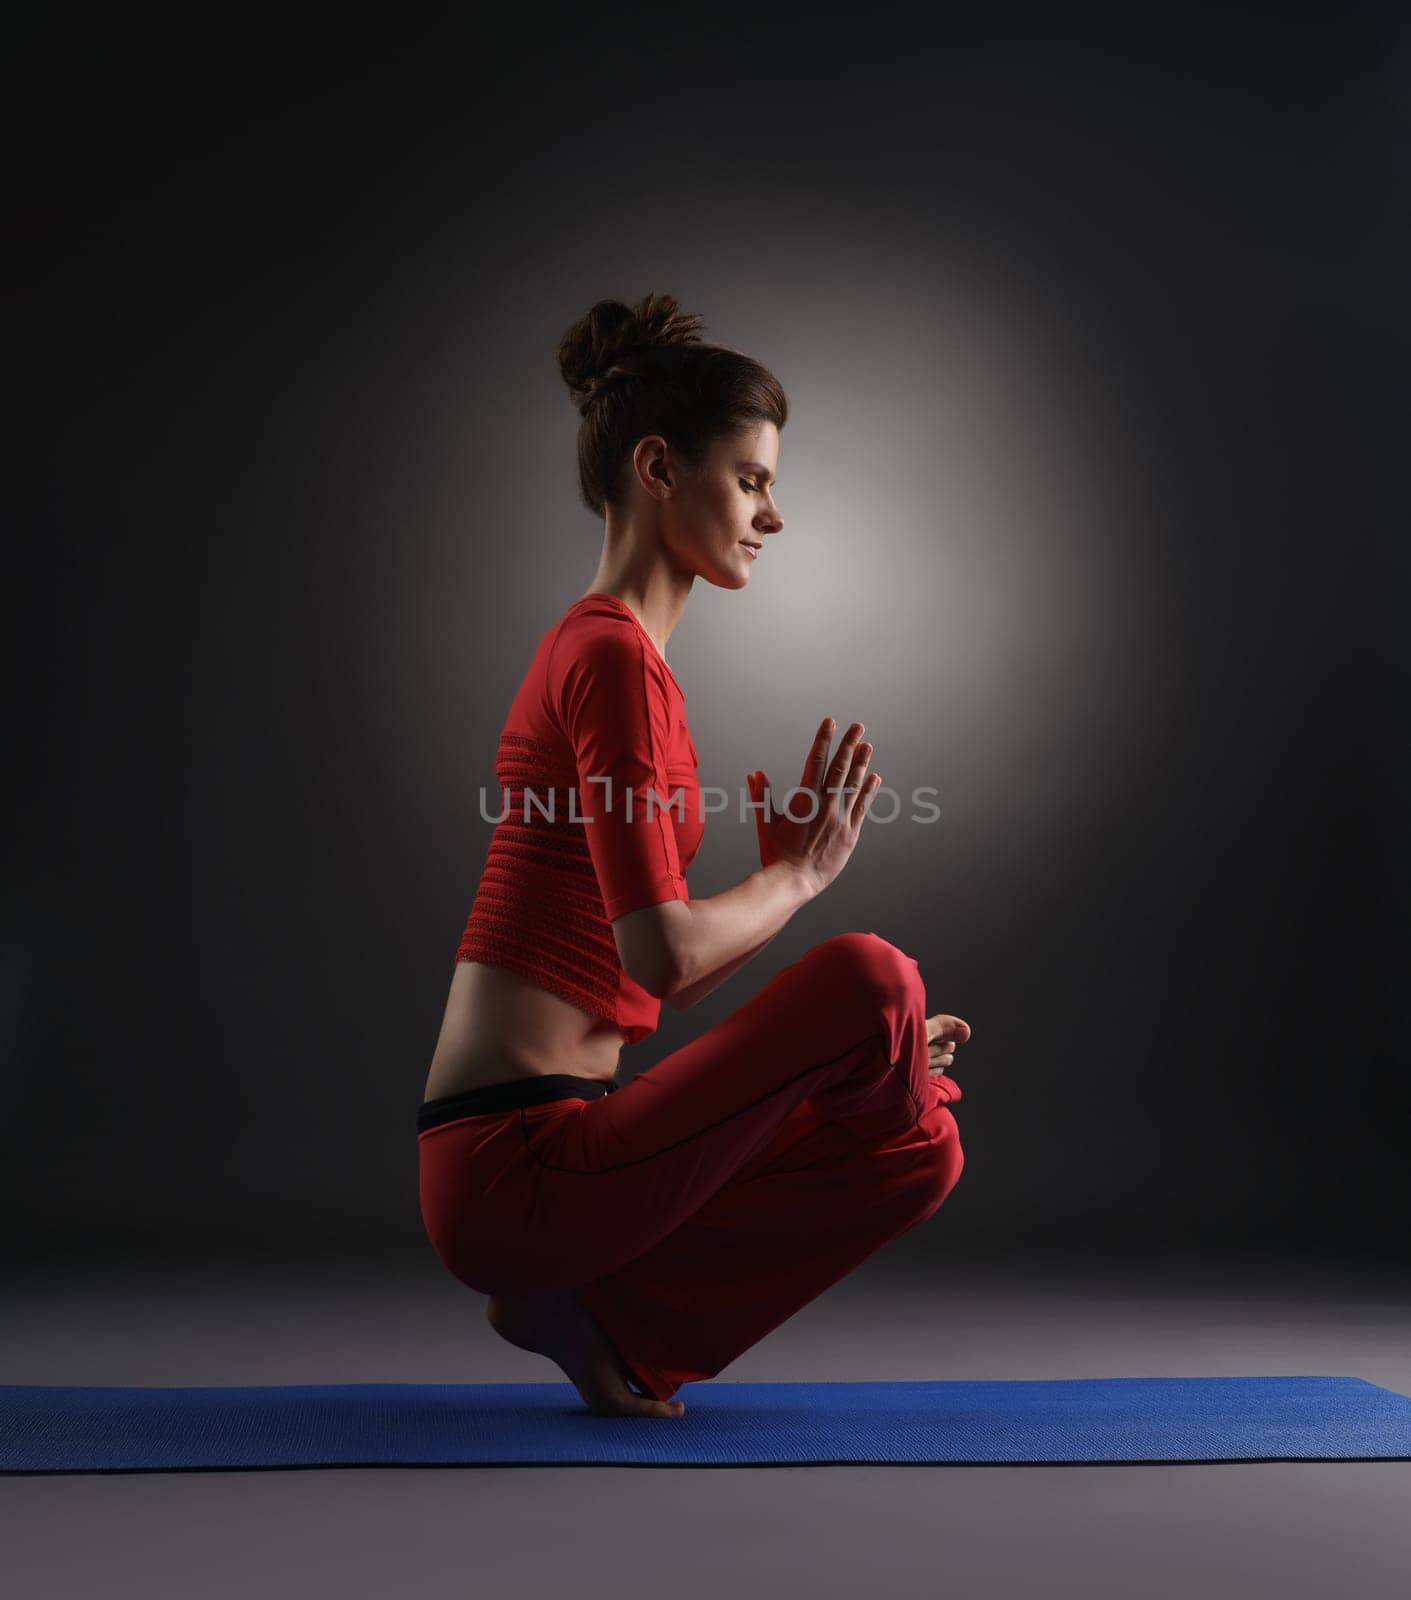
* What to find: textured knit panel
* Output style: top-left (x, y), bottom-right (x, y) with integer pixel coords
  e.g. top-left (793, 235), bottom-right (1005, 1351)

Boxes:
top-left (456, 595), bottom-right (703, 1046)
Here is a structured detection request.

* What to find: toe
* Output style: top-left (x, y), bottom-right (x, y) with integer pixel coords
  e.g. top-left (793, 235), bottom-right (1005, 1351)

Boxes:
top-left (622, 1368), bottom-right (686, 1417)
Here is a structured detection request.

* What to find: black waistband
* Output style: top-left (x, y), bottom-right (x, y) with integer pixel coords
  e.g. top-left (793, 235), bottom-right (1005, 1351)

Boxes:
top-left (416, 1073), bottom-right (617, 1133)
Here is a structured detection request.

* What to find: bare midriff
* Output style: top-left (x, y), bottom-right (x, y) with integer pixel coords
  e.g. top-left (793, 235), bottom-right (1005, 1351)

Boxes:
top-left (421, 959), bottom-right (627, 1102)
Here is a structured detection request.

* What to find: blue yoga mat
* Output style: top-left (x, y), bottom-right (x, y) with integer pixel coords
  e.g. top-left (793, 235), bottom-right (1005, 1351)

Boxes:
top-left (3, 1376), bottom-right (1409, 1473)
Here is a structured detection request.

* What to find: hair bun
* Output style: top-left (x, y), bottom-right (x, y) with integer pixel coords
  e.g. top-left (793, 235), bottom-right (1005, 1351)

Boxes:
top-left (627, 291), bottom-right (705, 354)
top-left (558, 292), bottom-right (705, 413)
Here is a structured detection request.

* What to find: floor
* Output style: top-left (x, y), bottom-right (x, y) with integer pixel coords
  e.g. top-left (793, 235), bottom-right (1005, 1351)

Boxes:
top-left (4, 1242), bottom-right (1409, 1598)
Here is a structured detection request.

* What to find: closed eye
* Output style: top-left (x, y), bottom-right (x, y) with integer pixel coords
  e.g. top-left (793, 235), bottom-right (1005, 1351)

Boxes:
top-left (739, 478), bottom-right (758, 492)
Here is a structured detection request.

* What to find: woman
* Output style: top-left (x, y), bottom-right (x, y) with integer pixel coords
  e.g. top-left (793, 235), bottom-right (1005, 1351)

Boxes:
top-left (418, 292), bottom-right (971, 1419)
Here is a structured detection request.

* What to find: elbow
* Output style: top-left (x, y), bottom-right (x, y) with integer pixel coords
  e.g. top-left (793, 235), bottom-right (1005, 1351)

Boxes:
top-left (636, 943), bottom-right (684, 1002)
top-left (614, 900), bottom-right (690, 1001)
top-left (627, 960), bottom-right (673, 1002)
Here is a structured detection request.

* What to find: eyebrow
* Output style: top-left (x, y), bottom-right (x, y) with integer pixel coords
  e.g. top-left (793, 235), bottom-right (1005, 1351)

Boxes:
top-left (738, 461), bottom-right (777, 485)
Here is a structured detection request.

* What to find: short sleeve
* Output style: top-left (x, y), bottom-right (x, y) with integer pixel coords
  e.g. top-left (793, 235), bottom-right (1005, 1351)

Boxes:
top-left (549, 619), bottom-right (691, 921)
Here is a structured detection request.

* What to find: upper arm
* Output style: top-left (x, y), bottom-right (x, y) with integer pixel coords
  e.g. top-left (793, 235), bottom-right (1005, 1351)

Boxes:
top-left (551, 621), bottom-right (692, 983)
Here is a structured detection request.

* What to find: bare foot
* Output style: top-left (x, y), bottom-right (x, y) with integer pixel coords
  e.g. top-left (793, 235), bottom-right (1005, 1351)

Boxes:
top-left (486, 1288), bottom-right (686, 1419)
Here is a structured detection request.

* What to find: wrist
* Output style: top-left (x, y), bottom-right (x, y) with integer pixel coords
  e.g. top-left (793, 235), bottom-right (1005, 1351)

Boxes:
top-left (769, 858), bottom-right (821, 905)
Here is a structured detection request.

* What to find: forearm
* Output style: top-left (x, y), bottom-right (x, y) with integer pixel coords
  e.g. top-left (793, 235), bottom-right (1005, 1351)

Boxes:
top-left (664, 861), bottom-right (816, 1005)
top-left (667, 928), bottom-right (783, 1010)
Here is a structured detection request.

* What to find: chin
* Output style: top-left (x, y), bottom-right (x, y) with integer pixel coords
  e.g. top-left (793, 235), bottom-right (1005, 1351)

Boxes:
top-left (696, 567), bottom-right (749, 592)
top-left (705, 552), bottom-right (752, 587)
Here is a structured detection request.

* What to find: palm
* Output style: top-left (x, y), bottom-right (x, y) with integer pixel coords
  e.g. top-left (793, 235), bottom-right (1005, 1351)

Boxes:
top-left (749, 772), bottom-right (816, 868)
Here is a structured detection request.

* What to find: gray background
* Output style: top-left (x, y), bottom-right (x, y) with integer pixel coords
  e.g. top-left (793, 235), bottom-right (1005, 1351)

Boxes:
top-left (8, 1), bottom-right (1408, 1271)
top-left (7, 10), bottom-right (1410, 1597)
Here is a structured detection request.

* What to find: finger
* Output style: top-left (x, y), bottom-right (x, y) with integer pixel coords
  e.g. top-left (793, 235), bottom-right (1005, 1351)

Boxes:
top-left (847, 740), bottom-right (874, 803)
top-left (848, 770), bottom-right (881, 828)
top-left (800, 718), bottom-right (835, 795)
top-left (838, 734), bottom-right (871, 815)
top-left (752, 770), bottom-right (773, 826)
top-left (847, 735), bottom-right (881, 825)
top-left (827, 721), bottom-right (866, 801)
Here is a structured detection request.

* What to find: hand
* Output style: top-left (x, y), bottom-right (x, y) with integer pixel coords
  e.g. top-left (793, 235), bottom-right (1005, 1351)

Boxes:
top-left (926, 1014), bottom-right (971, 1079)
top-left (746, 717), bottom-right (882, 894)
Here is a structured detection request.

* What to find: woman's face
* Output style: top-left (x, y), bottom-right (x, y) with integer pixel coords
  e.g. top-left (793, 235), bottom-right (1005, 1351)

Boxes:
top-left (661, 420), bottom-right (783, 588)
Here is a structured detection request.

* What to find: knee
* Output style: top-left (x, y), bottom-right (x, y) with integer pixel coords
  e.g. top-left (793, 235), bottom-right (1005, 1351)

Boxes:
top-left (806, 931), bottom-right (924, 1016)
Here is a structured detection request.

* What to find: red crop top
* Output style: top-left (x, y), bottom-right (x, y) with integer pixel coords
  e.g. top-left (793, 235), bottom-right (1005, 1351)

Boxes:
top-left (455, 593), bottom-right (705, 1044)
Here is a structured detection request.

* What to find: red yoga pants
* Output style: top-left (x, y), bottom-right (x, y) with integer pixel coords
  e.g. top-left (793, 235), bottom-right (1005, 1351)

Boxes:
top-left (416, 931), bottom-right (965, 1402)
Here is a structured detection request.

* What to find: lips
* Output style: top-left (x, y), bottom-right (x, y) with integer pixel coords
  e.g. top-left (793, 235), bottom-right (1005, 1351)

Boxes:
top-left (740, 541), bottom-right (761, 559)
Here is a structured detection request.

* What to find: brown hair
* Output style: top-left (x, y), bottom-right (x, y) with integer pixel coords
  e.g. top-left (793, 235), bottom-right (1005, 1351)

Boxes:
top-left (556, 291), bottom-right (789, 518)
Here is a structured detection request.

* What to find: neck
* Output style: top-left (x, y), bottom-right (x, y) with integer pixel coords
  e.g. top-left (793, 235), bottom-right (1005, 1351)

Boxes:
top-left (585, 531), bottom-right (692, 660)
